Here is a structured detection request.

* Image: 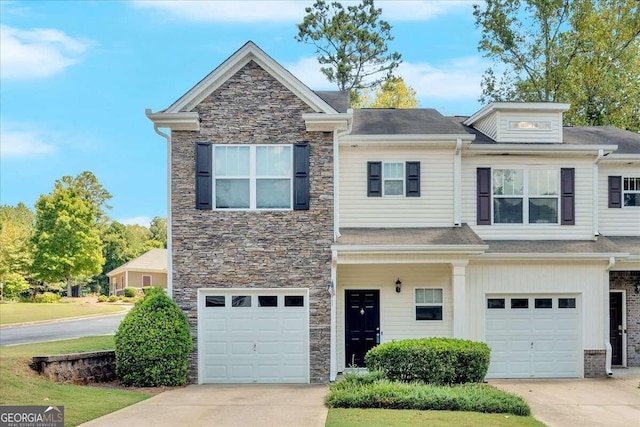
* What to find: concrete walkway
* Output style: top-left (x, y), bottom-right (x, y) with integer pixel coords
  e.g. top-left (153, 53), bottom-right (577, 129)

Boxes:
top-left (491, 368), bottom-right (640, 427)
top-left (80, 384), bottom-right (328, 427)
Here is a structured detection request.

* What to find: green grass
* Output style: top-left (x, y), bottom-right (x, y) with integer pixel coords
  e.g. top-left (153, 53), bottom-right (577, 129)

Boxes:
top-left (326, 408), bottom-right (545, 427)
top-left (0, 336), bottom-right (151, 427)
top-left (0, 300), bottom-right (125, 325)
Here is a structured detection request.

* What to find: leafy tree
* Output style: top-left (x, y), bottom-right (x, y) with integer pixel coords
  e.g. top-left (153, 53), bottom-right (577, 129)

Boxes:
top-left (2, 272), bottom-right (30, 301)
top-left (60, 171), bottom-right (112, 226)
top-left (296, 0), bottom-right (402, 105)
top-left (149, 216), bottom-right (167, 248)
top-left (360, 76), bottom-right (419, 109)
top-left (31, 179), bottom-right (105, 296)
top-left (126, 224), bottom-right (153, 258)
top-left (0, 203), bottom-right (34, 286)
top-left (474, 0), bottom-right (640, 130)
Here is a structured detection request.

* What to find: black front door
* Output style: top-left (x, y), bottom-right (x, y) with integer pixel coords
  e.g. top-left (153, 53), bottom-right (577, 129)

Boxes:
top-left (609, 292), bottom-right (623, 365)
top-left (345, 290), bottom-right (380, 367)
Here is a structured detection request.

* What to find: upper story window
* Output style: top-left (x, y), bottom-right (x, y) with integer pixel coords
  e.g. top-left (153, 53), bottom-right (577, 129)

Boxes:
top-left (624, 177), bottom-right (640, 207)
top-left (214, 145), bottom-right (292, 209)
top-left (493, 168), bottom-right (559, 224)
top-left (383, 162), bottom-right (404, 195)
top-left (508, 121), bottom-right (551, 130)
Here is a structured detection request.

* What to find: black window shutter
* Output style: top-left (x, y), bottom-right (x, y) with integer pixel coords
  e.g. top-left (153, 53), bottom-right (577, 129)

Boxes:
top-left (405, 162), bottom-right (421, 197)
top-left (560, 168), bottom-right (575, 225)
top-left (368, 162), bottom-right (382, 197)
top-left (293, 142), bottom-right (310, 210)
top-left (195, 142), bottom-right (212, 210)
top-left (608, 176), bottom-right (622, 208)
top-left (477, 168), bottom-right (491, 225)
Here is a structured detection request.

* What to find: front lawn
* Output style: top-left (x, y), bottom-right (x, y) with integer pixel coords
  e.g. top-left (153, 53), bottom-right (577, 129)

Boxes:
top-left (326, 408), bottom-right (545, 427)
top-left (0, 299), bottom-right (125, 325)
top-left (0, 336), bottom-right (151, 427)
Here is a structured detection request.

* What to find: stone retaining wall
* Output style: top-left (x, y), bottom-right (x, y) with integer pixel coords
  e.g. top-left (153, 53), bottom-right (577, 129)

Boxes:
top-left (32, 350), bottom-right (116, 384)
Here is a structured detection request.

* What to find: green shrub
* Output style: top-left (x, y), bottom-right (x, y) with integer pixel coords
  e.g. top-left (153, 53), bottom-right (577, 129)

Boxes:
top-left (325, 379), bottom-right (530, 416)
top-left (2, 272), bottom-right (30, 300)
top-left (107, 295), bottom-right (118, 302)
top-left (115, 290), bottom-right (192, 386)
top-left (142, 286), bottom-right (165, 296)
top-left (123, 287), bottom-right (137, 298)
top-left (365, 338), bottom-right (490, 385)
top-left (97, 295), bottom-right (108, 302)
top-left (33, 292), bottom-right (61, 303)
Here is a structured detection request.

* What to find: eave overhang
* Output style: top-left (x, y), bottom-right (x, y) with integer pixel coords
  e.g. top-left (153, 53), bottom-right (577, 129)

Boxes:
top-left (302, 112), bottom-right (352, 132)
top-left (475, 252), bottom-right (629, 261)
top-left (145, 109), bottom-right (200, 131)
top-left (467, 144), bottom-right (618, 156)
top-left (331, 244), bottom-right (488, 254)
top-left (340, 134), bottom-right (476, 145)
top-left (601, 154), bottom-right (640, 163)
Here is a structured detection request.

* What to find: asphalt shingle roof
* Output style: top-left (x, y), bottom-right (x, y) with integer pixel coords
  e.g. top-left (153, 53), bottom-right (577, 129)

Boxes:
top-left (336, 224), bottom-right (485, 246)
top-left (106, 248), bottom-right (167, 276)
top-left (314, 91), bottom-right (350, 113)
top-left (563, 126), bottom-right (640, 154)
top-left (485, 237), bottom-right (623, 254)
top-left (606, 236), bottom-right (640, 256)
top-left (351, 109), bottom-right (468, 135)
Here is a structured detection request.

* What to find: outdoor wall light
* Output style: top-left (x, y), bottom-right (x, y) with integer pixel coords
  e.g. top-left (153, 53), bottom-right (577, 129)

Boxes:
top-left (395, 278), bottom-right (402, 293)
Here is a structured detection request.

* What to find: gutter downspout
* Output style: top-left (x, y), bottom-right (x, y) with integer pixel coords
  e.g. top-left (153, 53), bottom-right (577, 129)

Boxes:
top-left (593, 149), bottom-right (604, 239)
top-left (152, 124), bottom-right (173, 300)
top-left (454, 139), bottom-right (462, 226)
top-left (333, 109), bottom-right (353, 240)
top-left (329, 250), bottom-right (338, 381)
top-left (604, 256), bottom-right (615, 376)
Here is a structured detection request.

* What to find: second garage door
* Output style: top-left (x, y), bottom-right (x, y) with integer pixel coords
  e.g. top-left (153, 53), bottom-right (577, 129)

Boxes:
top-left (485, 294), bottom-right (580, 378)
top-left (198, 289), bottom-right (309, 384)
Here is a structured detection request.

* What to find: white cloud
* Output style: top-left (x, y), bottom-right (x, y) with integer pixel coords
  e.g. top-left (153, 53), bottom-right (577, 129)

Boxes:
top-left (131, 0), bottom-right (470, 22)
top-left (0, 124), bottom-right (56, 158)
top-left (119, 216), bottom-right (152, 228)
top-left (0, 25), bottom-right (91, 80)
top-left (285, 56), bottom-right (334, 90)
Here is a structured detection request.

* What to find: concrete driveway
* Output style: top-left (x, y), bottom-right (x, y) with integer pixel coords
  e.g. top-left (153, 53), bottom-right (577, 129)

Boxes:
top-left (491, 368), bottom-right (640, 427)
top-left (80, 384), bottom-right (328, 427)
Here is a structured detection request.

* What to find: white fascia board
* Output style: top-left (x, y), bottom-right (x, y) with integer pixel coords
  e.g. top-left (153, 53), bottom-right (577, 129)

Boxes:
top-left (467, 144), bottom-right (617, 155)
top-left (163, 42), bottom-right (337, 114)
top-left (340, 134), bottom-right (476, 144)
top-left (331, 244), bottom-right (488, 254)
top-left (464, 102), bottom-right (571, 126)
top-left (303, 113), bottom-right (352, 131)
top-left (601, 154), bottom-right (640, 163)
top-left (476, 252), bottom-right (629, 260)
top-left (145, 110), bottom-right (200, 131)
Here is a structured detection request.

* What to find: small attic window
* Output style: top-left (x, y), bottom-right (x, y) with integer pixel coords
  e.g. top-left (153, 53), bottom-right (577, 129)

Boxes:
top-left (508, 121), bottom-right (551, 130)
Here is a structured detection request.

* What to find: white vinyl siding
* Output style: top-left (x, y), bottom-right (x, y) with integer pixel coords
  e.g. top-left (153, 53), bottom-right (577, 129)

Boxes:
top-left (336, 263), bottom-right (452, 372)
top-left (497, 111), bottom-right (563, 143)
top-left (340, 146), bottom-right (454, 227)
top-left (462, 156), bottom-right (594, 239)
top-left (474, 113), bottom-right (498, 141)
top-left (466, 260), bottom-right (606, 352)
top-left (598, 163), bottom-right (640, 236)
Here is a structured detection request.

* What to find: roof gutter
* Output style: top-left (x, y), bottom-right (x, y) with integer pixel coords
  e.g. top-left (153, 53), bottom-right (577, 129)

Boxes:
top-left (477, 252), bottom-right (628, 260)
top-left (467, 144), bottom-right (618, 155)
top-left (341, 134), bottom-right (475, 143)
top-left (331, 244), bottom-right (488, 254)
top-left (145, 109), bottom-right (200, 131)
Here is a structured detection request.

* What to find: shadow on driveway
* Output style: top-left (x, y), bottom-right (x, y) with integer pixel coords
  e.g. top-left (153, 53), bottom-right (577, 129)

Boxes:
top-left (491, 368), bottom-right (640, 427)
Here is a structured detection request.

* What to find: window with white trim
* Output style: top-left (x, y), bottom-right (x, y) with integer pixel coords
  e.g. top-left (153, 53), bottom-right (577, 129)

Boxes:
top-left (383, 162), bottom-right (404, 196)
top-left (493, 168), bottom-right (559, 224)
top-left (508, 121), bottom-right (551, 130)
top-left (415, 288), bottom-right (443, 321)
top-left (214, 145), bottom-right (292, 209)
top-left (624, 177), bottom-right (640, 207)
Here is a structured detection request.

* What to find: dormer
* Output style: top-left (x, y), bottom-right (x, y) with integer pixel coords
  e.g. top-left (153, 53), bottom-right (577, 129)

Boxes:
top-left (464, 102), bottom-right (570, 143)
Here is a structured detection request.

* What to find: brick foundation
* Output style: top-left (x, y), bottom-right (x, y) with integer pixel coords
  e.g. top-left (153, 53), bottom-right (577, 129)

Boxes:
top-left (584, 349), bottom-right (607, 377)
top-left (609, 271), bottom-right (640, 367)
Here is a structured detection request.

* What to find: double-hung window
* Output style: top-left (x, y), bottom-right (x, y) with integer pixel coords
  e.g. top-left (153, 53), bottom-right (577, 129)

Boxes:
top-left (383, 162), bottom-right (404, 195)
top-left (415, 288), bottom-right (443, 321)
top-left (623, 177), bottom-right (640, 207)
top-left (214, 145), bottom-right (292, 209)
top-left (492, 168), bottom-right (559, 224)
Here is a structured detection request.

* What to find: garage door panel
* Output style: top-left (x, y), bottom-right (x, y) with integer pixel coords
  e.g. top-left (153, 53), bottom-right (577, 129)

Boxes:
top-left (486, 295), bottom-right (579, 379)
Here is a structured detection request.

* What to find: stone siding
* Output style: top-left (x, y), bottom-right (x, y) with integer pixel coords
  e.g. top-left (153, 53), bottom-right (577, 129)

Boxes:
top-left (583, 349), bottom-right (607, 378)
top-left (171, 60), bottom-right (333, 383)
top-left (610, 271), bottom-right (640, 367)
top-left (32, 351), bottom-right (116, 384)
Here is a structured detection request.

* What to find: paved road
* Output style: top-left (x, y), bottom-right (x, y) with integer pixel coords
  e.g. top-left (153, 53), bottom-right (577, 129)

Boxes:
top-left (0, 311), bottom-right (128, 346)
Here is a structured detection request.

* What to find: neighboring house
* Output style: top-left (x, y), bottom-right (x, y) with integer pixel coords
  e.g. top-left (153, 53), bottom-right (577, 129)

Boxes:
top-left (106, 248), bottom-right (167, 295)
top-left (146, 41), bottom-right (640, 385)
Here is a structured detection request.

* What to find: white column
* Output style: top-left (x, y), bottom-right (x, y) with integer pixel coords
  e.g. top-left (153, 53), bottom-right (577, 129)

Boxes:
top-left (451, 261), bottom-right (468, 338)
top-left (330, 250), bottom-right (338, 381)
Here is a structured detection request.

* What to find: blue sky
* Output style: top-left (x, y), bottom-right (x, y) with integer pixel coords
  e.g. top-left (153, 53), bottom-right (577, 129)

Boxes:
top-left (0, 0), bottom-right (487, 226)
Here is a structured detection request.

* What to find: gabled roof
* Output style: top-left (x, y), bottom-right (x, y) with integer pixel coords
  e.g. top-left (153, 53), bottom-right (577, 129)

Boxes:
top-left (162, 41), bottom-right (339, 115)
top-left (350, 109), bottom-right (473, 136)
top-left (106, 248), bottom-right (167, 277)
top-left (563, 126), bottom-right (640, 155)
top-left (314, 91), bottom-right (350, 113)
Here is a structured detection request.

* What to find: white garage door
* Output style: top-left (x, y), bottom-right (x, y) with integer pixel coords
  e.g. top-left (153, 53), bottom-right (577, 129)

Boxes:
top-left (485, 295), bottom-right (580, 378)
top-left (198, 289), bottom-right (309, 384)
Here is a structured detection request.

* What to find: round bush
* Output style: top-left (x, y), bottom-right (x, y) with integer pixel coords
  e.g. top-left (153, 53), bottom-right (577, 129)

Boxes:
top-left (115, 291), bottom-right (192, 386)
top-left (97, 295), bottom-right (108, 302)
top-left (123, 287), bottom-right (137, 298)
top-left (107, 295), bottom-right (118, 302)
top-left (364, 338), bottom-right (490, 385)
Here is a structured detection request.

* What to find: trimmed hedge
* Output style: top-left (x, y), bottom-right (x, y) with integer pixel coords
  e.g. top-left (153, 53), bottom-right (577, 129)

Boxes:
top-left (325, 372), bottom-right (530, 416)
top-left (115, 290), bottom-right (192, 386)
top-left (123, 287), bottom-right (137, 298)
top-left (365, 338), bottom-right (490, 385)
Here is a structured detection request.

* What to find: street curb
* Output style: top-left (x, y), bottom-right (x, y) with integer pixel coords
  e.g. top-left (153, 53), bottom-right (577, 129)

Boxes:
top-left (0, 305), bottom-right (132, 329)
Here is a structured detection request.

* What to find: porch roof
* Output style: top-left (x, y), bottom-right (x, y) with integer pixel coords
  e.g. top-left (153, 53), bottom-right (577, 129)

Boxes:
top-left (336, 224), bottom-right (485, 248)
top-left (606, 236), bottom-right (640, 257)
top-left (484, 236), bottom-right (624, 255)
